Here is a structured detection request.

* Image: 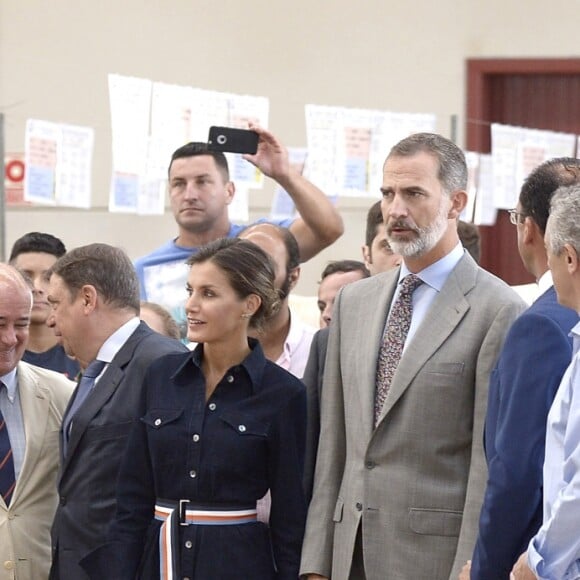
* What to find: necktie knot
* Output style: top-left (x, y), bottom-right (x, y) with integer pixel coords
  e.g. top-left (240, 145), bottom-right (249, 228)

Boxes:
top-left (399, 273), bottom-right (423, 296)
top-left (83, 359), bottom-right (106, 380)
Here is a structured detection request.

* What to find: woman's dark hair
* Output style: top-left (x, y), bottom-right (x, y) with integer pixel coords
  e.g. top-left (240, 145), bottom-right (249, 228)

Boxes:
top-left (187, 238), bottom-right (280, 330)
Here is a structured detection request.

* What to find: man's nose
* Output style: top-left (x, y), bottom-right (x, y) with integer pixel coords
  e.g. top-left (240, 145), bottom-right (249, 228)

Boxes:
top-left (384, 194), bottom-right (408, 219)
top-left (322, 304), bottom-right (333, 327)
top-left (0, 326), bottom-right (18, 346)
top-left (183, 182), bottom-right (199, 201)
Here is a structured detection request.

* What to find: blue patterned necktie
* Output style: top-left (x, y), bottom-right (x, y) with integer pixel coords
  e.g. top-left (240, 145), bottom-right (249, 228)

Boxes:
top-left (0, 382), bottom-right (16, 506)
top-left (374, 274), bottom-right (423, 426)
top-left (63, 359), bottom-right (106, 453)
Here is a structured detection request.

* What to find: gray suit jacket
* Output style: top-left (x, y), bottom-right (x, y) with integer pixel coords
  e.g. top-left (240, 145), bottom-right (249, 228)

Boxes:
top-left (0, 362), bottom-right (73, 580)
top-left (300, 254), bottom-right (526, 580)
top-left (49, 322), bottom-right (187, 580)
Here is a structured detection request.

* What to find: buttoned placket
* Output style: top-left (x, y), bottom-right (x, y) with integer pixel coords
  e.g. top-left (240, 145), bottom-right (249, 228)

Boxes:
top-left (180, 367), bottom-right (240, 575)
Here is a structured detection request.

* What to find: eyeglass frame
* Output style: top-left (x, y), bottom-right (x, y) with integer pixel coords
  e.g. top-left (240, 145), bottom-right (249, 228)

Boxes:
top-left (508, 209), bottom-right (527, 225)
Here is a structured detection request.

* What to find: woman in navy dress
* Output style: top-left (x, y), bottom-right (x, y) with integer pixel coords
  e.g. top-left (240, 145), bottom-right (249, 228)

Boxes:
top-left (83, 238), bottom-right (307, 579)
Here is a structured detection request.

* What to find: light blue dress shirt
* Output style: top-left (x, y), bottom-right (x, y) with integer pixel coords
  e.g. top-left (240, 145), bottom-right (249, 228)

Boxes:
top-left (0, 368), bottom-right (26, 479)
top-left (528, 318), bottom-right (580, 580)
top-left (393, 243), bottom-right (465, 351)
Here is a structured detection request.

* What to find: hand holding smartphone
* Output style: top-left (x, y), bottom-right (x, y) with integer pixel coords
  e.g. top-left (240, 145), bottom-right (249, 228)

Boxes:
top-left (207, 126), bottom-right (259, 155)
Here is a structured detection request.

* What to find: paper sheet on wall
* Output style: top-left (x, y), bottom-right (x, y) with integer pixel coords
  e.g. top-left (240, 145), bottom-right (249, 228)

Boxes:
top-left (110, 76), bottom-right (270, 215)
top-left (492, 123), bottom-right (576, 209)
top-left (271, 147), bottom-right (308, 220)
top-left (304, 105), bottom-right (339, 197)
top-left (227, 94), bottom-right (269, 188)
top-left (24, 119), bottom-right (94, 208)
top-left (24, 119), bottom-right (59, 204)
top-left (462, 152), bottom-right (480, 223)
top-left (305, 104), bottom-right (436, 198)
top-left (473, 154), bottom-right (497, 226)
top-left (228, 187), bottom-right (249, 223)
top-left (56, 123), bottom-right (94, 208)
top-left (108, 74), bottom-right (152, 213)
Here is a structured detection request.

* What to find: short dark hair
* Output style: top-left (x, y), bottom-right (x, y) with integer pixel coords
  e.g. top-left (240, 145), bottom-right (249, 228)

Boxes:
top-left (168, 142), bottom-right (230, 181)
top-left (49, 243), bottom-right (140, 313)
top-left (320, 260), bottom-right (370, 281)
top-left (9, 232), bottom-right (66, 262)
top-left (519, 157), bottom-right (580, 234)
top-left (140, 301), bottom-right (181, 340)
top-left (387, 132), bottom-right (467, 194)
top-left (187, 238), bottom-right (280, 330)
top-left (365, 201), bottom-right (384, 247)
top-left (457, 220), bottom-right (481, 263)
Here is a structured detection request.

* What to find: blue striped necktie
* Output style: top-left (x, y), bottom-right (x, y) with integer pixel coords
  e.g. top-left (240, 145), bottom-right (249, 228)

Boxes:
top-left (0, 382), bottom-right (16, 506)
top-left (63, 359), bottom-right (106, 453)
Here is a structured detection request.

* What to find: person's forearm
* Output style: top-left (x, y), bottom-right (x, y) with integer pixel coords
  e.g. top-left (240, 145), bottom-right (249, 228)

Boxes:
top-left (282, 170), bottom-right (343, 261)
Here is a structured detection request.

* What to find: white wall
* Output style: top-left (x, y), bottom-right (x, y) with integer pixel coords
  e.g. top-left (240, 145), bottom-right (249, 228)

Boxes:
top-left (2, 0), bottom-right (579, 293)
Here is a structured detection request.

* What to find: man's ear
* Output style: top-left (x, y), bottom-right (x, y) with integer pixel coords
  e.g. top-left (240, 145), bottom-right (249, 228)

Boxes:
top-left (448, 190), bottom-right (467, 219)
top-left (288, 266), bottom-right (300, 291)
top-left (224, 181), bottom-right (235, 206)
top-left (362, 245), bottom-right (372, 270)
top-left (80, 285), bottom-right (98, 313)
top-left (564, 244), bottom-right (579, 275)
top-left (522, 217), bottom-right (540, 246)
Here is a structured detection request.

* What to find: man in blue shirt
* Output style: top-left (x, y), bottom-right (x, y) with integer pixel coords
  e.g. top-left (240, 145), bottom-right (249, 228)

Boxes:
top-left (134, 124), bottom-right (343, 331)
top-left (464, 158), bottom-right (580, 580)
top-left (512, 184), bottom-right (580, 580)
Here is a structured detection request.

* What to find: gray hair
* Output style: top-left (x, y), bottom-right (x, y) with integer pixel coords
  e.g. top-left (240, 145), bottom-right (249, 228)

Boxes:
top-left (0, 264), bottom-right (33, 308)
top-left (49, 243), bottom-right (140, 313)
top-left (387, 132), bottom-right (467, 195)
top-left (546, 184), bottom-right (580, 257)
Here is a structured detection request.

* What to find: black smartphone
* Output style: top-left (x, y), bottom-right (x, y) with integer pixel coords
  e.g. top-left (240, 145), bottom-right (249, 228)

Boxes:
top-left (207, 126), bottom-right (259, 155)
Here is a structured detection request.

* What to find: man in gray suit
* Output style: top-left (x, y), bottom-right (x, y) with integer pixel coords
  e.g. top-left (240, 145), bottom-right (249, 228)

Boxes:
top-left (300, 133), bottom-right (526, 580)
top-left (46, 244), bottom-right (187, 580)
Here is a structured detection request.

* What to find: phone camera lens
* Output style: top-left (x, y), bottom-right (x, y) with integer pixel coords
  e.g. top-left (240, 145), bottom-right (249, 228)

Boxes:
top-left (217, 135), bottom-right (227, 145)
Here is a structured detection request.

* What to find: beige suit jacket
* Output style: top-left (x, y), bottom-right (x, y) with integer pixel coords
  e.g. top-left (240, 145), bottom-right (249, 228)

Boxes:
top-left (0, 362), bottom-right (73, 580)
top-left (300, 254), bottom-right (526, 580)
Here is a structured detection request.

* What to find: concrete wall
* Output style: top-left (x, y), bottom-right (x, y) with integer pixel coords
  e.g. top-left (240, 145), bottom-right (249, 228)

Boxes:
top-left (2, 0), bottom-right (579, 293)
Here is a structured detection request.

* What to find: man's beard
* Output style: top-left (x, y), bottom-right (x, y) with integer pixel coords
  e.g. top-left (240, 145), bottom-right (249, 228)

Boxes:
top-left (387, 198), bottom-right (450, 258)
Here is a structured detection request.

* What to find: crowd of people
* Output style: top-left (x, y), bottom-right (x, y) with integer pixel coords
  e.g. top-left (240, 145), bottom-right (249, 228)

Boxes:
top-left (0, 125), bottom-right (578, 580)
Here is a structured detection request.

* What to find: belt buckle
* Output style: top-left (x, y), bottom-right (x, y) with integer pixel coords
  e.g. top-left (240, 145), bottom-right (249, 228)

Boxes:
top-left (178, 499), bottom-right (190, 526)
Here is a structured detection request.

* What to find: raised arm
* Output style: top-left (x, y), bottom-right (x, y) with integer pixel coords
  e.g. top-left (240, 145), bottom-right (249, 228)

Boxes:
top-left (243, 123), bottom-right (344, 261)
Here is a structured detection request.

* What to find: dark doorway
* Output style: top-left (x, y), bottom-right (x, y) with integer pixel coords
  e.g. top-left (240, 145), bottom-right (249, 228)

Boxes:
top-left (466, 58), bottom-right (580, 285)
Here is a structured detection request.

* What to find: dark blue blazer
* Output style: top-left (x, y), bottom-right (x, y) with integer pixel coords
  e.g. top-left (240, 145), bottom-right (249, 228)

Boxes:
top-left (50, 322), bottom-right (187, 580)
top-left (471, 286), bottom-right (578, 579)
top-left (302, 327), bottom-right (330, 503)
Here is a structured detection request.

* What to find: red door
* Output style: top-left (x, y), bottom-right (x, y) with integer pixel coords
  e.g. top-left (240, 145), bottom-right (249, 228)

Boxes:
top-left (466, 58), bottom-right (580, 284)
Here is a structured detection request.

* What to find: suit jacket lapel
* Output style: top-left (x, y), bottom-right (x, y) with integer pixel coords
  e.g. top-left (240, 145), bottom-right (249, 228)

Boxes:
top-left (59, 323), bottom-right (149, 476)
top-left (12, 364), bottom-right (51, 503)
top-left (375, 255), bottom-right (476, 425)
top-left (352, 272), bottom-right (398, 438)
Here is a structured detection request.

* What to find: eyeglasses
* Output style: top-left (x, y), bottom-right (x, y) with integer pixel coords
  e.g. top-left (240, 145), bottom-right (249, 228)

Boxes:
top-left (508, 209), bottom-right (527, 225)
